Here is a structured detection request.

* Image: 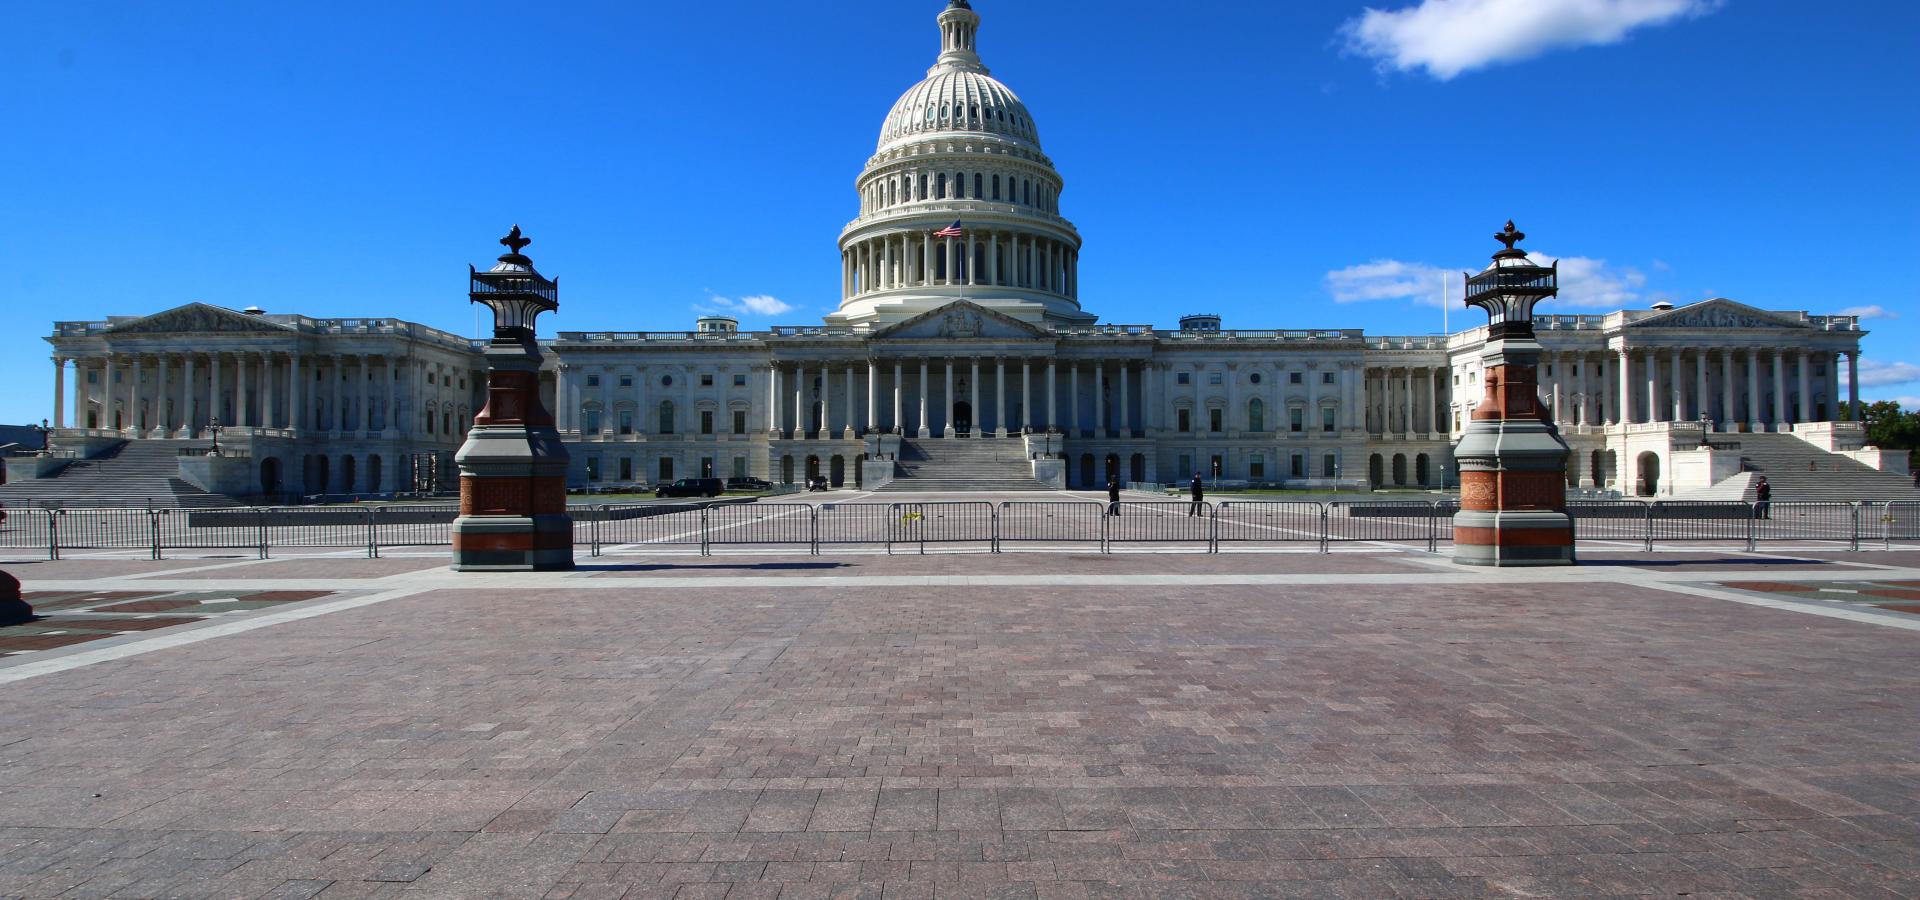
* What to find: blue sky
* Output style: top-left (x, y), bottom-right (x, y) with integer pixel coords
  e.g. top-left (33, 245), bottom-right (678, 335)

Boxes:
top-left (2, 0), bottom-right (1916, 425)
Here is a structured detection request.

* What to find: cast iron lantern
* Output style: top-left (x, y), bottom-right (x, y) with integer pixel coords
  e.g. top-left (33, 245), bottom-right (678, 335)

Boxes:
top-left (1463, 221), bottom-right (1557, 340)
top-left (469, 225), bottom-right (559, 342)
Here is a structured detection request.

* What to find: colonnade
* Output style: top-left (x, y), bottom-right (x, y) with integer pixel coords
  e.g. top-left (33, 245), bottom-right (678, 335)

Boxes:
top-left (50, 351), bottom-right (475, 441)
top-left (1528, 346), bottom-right (1860, 431)
top-left (1363, 366), bottom-right (1447, 436)
top-left (842, 230), bottom-right (1078, 299)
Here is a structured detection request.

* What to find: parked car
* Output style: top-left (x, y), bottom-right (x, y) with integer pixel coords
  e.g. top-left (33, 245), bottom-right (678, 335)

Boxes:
top-left (806, 475), bottom-right (830, 492)
top-left (726, 477), bottom-right (774, 491)
top-left (654, 477), bottom-right (723, 498)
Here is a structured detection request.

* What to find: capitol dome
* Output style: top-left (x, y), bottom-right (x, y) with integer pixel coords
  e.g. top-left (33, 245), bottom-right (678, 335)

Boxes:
top-left (831, 1), bottom-right (1089, 329)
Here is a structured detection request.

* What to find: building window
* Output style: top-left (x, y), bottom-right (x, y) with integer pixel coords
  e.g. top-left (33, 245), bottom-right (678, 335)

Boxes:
top-left (584, 409), bottom-right (602, 435)
top-left (1323, 454), bottom-right (1337, 478)
top-left (700, 410), bottom-right (715, 435)
top-left (1322, 372), bottom-right (1335, 385)
top-left (585, 456), bottom-right (600, 481)
top-left (1209, 372), bottom-right (1223, 386)
top-left (701, 373), bottom-right (714, 387)
top-left (1290, 454), bottom-right (1306, 478)
top-left (1249, 453), bottom-right (1265, 479)
top-left (1322, 407), bottom-right (1336, 433)
top-left (1289, 408), bottom-right (1303, 433)
top-left (1249, 372), bottom-right (1262, 385)
top-left (1176, 372), bottom-right (1191, 386)
top-left (1177, 454), bottom-right (1192, 477)
top-left (1209, 408), bottom-right (1223, 433)
top-left (620, 375), bottom-right (632, 388)
top-left (619, 457), bottom-right (633, 482)
top-left (618, 410), bottom-right (633, 435)
top-left (1177, 408), bottom-right (1191, 433)
top-left (1290, 372), bottom-right (1303, 385)
top-left (1248, 398), bottom-right (1265, 432)
top-left (658, 401), bottom-right (675, 434)
top-left (662, 374), bottom-right (674, 387)
top-left (586, 374), bottom-right (600, 388)
top-left (734, 374), bottom-right (747, 387)
top-left (733, 410), bottom-right (747, 434)
top-left (732, 456), bottom-right (748, 479)
top-left (658, 457), bottom-right (673, 482)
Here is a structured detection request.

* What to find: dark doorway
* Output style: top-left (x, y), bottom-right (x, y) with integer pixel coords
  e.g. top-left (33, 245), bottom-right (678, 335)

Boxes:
top-left (953, 401), bottom-right (972, 435)
top-left (260, 457), bottom-right (282, 495)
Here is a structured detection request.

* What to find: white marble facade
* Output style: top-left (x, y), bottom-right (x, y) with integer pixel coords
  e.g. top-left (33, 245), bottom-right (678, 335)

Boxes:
top-left (37, 2), bottom-right (1868, 497)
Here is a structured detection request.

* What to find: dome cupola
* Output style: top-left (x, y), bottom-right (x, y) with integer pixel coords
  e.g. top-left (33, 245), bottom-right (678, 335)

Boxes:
top-left (831, 2), bottom-right (1090, 329)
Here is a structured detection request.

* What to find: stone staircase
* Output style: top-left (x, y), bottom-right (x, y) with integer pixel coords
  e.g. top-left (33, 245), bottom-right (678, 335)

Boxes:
top-left (1684, 432), bottom-right (1919, 502)
top-left (874, 438), bottom-right (1051, 492)
top-left (0, 440), bottom-right (239, 508)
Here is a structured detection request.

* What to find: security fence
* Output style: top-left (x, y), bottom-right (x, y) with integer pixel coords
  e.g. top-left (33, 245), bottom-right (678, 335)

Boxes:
top-left (0, 500), bottom-right (1916, 559)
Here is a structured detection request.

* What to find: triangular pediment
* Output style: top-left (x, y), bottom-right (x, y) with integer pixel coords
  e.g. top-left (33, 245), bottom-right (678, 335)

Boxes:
top-left (870, 300), bottom-right (1052, 341)
top-left (105, 302), bottom-right (292, 335)
top-left (1630, 298), bottom-right (1806, 330)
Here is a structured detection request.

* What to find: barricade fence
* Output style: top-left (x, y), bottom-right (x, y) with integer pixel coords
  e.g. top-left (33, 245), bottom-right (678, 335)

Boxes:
top-left (3, 501), bottom-right (1919, 559)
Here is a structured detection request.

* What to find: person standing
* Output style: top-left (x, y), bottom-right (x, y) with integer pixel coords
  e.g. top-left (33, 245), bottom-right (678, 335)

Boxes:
top-left (1188, 472), bottom-right (1205, 517)
top-left (1754, 476), bottom-right (1772, 520)
top-left (1106, 478), bottom-right (1121, 516)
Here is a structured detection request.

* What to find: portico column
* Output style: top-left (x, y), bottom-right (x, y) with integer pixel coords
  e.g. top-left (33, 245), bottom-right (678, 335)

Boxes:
top-left (327, 354), bottom-right (342, 437)
top-left (844, 363), bottom-right (857, 438)
top-left (867, 359), bottom-right (879, 435)
top-left (102, 354), bottom-right (119, 430)
top-left (206, 353), bottom-right (222, 428)
top-left (1572, 353), bottom-right (1588, 430)
top-left (822, 365), bottom-right (834, 437)
top-left (1826, 351), bottom-right (1841, 422)
top-left (51, 356), bottom-right (66, 430)
top-left (989, 233), bottom-right (1000, 285)
top-left (794, 363), bottom-right (806, 438)
top-left (1719, 349), bottom-right (1735, 431)
top-left (969, 357), bottom-right (981, 435)
top-left (1847, 350), bottom-right (1860, 420)
top-left (944, 358), bottom-right (957, 437)
top-left (1046, 360), bottom-right (1057, 431)
top-left (1429, 366), bottom-right (1441, 433)
top-left (1401, 366), bottom-right (1413, 434)
top-left (178, 353), bottom-right (197, 437)
top-left (1118, 363), bottom-right (1130, 437)
top-left (765, 364), bottom-right (780, 436)
top-left (1644, 351), bottom-right (1660, 424)
top-left (287, 353), bottom-right (303, 436)
top-left (149, 354), bottom-right (172, 437)
top-left (1796, 350), bottom-right (1811, 427)
top-left (1094, 362), bottom-right (1107, 437)
top-left (1070, 364), bottom-right (1080, 436)
top-left (1746, 349), bottom-right (1761, 429)
top-left (362, 354), bottom-right (375, 434)
top-left (996, 357), bottom-right (1008, 437)
top-left (128, 354), bottom-right (145, 436)
top-left (1021, 359), bottom-right (1032, 433)
top-left (1770, 347), bottom-right (1788, 431)
top-left (917, 359), bottom-right (930, 437)
top-left (1694, 350), bottom-right (1708, 425)
top-left (1616, 348), bottom-right (1631, 425)
top-left (892, 361), bottom-right (903, 433)
top-left (966, 233), bottom-right (977, 286)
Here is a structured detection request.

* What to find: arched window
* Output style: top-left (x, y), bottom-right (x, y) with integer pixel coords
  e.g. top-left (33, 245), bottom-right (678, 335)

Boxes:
top-left (1023, 179), bottom-right (1031, 206)
top-left (992, 174), bottom-right (1001, 200)
top-left (658, 400), bottom-right (676, 435)
top-left (973, 173), bottom-right (982, 198)
top-left (1248, 398), bottom-right (1265, 433)
top-left (937, 173), bottom-right (946, 199)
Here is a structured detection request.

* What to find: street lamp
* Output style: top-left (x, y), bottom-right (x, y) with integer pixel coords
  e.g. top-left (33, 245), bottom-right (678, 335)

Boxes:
top-left (206, 417), bottom-right (223, 457)
top-left (1452, 221), bottom-right (1575, 567)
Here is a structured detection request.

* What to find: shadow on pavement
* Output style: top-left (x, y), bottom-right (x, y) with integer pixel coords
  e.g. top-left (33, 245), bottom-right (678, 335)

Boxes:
top-left (577, 562), bottom-right (855, 573)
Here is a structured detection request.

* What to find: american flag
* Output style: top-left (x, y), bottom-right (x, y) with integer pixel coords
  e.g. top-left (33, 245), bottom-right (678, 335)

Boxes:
top-left (933, 220), bottom-right (963, 238)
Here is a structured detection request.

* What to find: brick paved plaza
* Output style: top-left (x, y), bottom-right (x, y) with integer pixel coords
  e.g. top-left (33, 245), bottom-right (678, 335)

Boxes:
top-left (3, 493), bottom-right (1920, 898)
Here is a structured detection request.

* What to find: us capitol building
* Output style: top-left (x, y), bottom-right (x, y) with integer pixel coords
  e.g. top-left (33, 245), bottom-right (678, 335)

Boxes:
top-left (23, 1), bottom-right (1880, 502)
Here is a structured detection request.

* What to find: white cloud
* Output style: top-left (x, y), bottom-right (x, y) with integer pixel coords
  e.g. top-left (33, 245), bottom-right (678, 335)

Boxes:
top-left (1838, 304), bottom-right (1900, 320)
top-left (1848, 359), bottom-right (1920, 388)
top-left (1325, 259), bottom-right (1451, 306)
top-left (695, 293), bottom-right (794, 318)
top-left (1873, 395), bottom-right (1920, 411)
top-left (1340, 0), bottom-right (1724, 80)
top-left (1324, 252), bottom-right (1645, 310)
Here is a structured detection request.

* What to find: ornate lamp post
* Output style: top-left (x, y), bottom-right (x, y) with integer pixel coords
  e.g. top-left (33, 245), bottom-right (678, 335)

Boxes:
top-left (205, 417), bottom-right (223, 457)
top-left (451, 226), bottom-right (574, 571)
top-left (1452, 222), bottom-right (1575, 566)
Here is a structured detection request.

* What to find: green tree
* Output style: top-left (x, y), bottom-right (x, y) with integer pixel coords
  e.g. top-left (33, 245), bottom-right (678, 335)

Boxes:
top-left (1861, 400), bottom-right (1920, 450)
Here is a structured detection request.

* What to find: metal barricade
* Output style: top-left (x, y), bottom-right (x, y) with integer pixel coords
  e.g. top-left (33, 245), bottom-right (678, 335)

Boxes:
top-left (266, 507), bottom-right (378, 557)
top-left (1752, 502), bottom-right (1859, 550)
top-left (995, 501), bottom-right (1105, 552)
top-left (0, 508), bottom-right (56, 560)
top-left (1213, 502), bottom-right (1326, 552)
top-left (1648, 501), bottom-right (1754, 550)
top-left (1864, 500), bottom-right (1919, 550)
top-left (1568, 500), bottom-right (1653, 546)
top-left (595, 503), bottom-right (709, 556)
top-left (814, 503), bottom-right (901, 553)
top-left (1326, 501), bottom-right (1442, 550)
top-left (156, 508), bottom-right (267, 558)
top-left (705, 503), bottom-right (816, 553)
top-left (1105, 501), bottom-right (1215, 552)
top-left (370, 505), bottom-right (460, 554)
top-left (47, 508), bottom-right (156, 559)
top-left (893, 501), bottom-right (996, 553)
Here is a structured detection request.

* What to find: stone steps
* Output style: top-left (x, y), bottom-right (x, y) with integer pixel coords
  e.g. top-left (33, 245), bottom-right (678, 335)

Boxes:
top-left (1681, 433), bottom-right (1919, 503)
top-left (874, 438), bottom-right (1051, 492)
top-left (0, 440), bottom-right (240, 509)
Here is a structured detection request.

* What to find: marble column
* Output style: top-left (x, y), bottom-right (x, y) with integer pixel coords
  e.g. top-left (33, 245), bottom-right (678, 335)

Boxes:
top-left (1616, 348), bottom-right (1631, 425)
top-left (1826, 351), bottom-right (1842, 422)
top-left (1046, 360), bottom-right (1057, 431)
top-left (944, 359), bottom-right (957, 437)
top-left (844, 362), bottom-right (857, 438)
top-left (1430, 366), bottom-right (1442, 433)
top-left (893, 361), bottom-right (903, 434)
top-left (329, 354), bottom-right (343, 437)
top-left (969, 357), bottom-right (981, 436)
top-left (1118, 362), bottom-right (1130, 437)
top-left (794, 364), bottom-right (806, 439)
top-left (1746, 349), bottom-right (1762, 429)
top-left (288, 353), bottom-right (303, 436)
top-left (1796, 350), bottom-right (1811, 427)
top-left (207, 354), bottom-right (222, 428)
top-left (50, 357), bottom-right (66, 430)
top-left (917, 358), bottom-right (930, 437)
top-left (1668, 348), bottom-right (1683, 422)
top-left (1645, 351), bottom-right (1660, 424)
top-left (1694, 350), bottom-right (1709, 426)
top-left (1401, 366), bottom-right (1413, 435)
top-left (1720, 349), bottom-right (1735, 431)
top-left (1847, 351), bottom-right (1860, 420)
top-left (867, 359), bottom-right (879, 435)
top-left (1094, 361), bottom-right (1107, 437)
top-left (767, 364), bottom-right (781, 436)
top-left (1070, 364), bottom-right (1080, 436)
top-left (178, 353), bottom-right (196, 437)
top-left (996, 357), bottom-right (1008, 437)
top-left (1021, 359), bottom-right (1032, 433)
top-left (1771, 347), bottom-right (1788, 431)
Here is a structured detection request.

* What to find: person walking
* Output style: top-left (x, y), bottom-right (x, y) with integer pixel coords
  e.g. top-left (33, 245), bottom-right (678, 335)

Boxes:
top-left (1188, 472), bottom-right (1205, 517)
top-left (1754, 476), bottom-right (1772, 520)
top-left (1106, 478), bottom-right (1121, 516)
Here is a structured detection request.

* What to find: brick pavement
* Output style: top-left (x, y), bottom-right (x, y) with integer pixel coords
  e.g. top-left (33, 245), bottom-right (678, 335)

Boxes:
top-left (0, 548), bottom-right (1917, 897)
